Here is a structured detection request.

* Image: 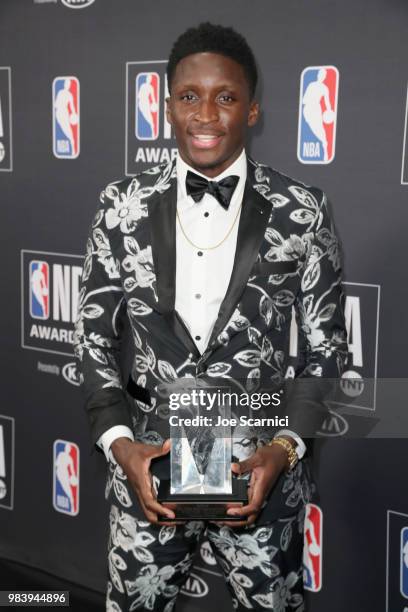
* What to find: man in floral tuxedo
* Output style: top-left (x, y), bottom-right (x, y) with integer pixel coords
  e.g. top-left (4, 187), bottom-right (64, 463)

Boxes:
top-left (74, 22), bottom-right (347, 612)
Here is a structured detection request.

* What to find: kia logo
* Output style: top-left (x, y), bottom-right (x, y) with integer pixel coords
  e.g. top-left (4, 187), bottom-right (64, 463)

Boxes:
top-left (180, 572), bottom-right (208, 598)
top-left (318, 409), bottom-right (349, 437)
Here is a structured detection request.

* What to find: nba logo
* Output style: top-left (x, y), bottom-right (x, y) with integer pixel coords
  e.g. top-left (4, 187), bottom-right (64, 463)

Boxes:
top-left (401, 527), bottom-right (408, 598)
top-left (29, 261), bottom-right (49, 320)
top-left (126, 61), bottom-right (175, 174)
top-left (52, 76), bottom-right (80, 159)
top-left (303, 503), bottom-right (323, 591)
top-left (135, 72), bottom-right (160, 140)
top-left (53, 440), bottom-right (79, 516)
top-left (298, 66), bottom-right (339, 164)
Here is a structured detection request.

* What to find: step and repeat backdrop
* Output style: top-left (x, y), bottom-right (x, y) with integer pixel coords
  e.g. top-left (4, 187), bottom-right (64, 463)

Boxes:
top-left (0, 1), bottom-right (407, 610)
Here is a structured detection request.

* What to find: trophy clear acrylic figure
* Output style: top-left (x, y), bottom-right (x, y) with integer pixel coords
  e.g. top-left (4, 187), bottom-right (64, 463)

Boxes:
top-left (170, 399), bottom-right (232, 495)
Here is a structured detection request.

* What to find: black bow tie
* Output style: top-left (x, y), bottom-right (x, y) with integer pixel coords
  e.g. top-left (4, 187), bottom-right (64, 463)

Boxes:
top-left (185, 170), bottom-right (240, 210)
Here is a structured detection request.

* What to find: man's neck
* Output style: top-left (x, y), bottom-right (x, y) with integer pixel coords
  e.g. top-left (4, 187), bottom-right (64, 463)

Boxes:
top-left (177, 148), bottom-right (246, 181)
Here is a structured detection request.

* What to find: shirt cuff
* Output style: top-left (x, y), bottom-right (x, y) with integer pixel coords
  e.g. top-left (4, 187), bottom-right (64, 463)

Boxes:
top-left (274, 429), bottom-right (306, 460)
top-left (97, 425), bottom-right (134, 462)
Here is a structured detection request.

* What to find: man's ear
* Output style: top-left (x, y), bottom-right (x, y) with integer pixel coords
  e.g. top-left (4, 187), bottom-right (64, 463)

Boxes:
top-left (165, 97), bottom-right (173, 125)
top-left (248, 100), bottom-right (260, 127)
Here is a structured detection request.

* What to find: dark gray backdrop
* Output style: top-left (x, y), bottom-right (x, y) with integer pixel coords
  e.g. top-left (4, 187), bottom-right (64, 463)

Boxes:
top-left (0, 1), bottom-right (407, 611)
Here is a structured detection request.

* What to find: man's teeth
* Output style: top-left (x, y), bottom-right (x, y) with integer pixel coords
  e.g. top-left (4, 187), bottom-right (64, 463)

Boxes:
top-left (194, 135), bottom-right (219, 140)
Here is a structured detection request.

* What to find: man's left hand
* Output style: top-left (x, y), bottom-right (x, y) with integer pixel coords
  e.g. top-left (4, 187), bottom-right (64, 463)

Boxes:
top-left (222, 442), bottom-right (291, 527)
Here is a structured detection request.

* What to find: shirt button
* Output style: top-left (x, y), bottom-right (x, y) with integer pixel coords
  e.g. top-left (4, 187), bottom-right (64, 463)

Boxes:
top-left (195, 293), bottom-right (201, 299)
top-left (195, 335), bottom-right (201, 341)
top-left (197, 251), bottom-right (203, 256)
top-left (204, 212), bottom-right (209, 217)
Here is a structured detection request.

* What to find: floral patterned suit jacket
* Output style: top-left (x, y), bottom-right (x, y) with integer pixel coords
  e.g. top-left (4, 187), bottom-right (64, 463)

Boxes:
top-left (73, 155), bottom-right (348, 523)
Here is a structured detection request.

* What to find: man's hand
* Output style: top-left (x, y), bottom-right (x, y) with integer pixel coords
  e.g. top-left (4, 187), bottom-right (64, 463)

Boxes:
top-left (110, 437), bottom-right (177, 525)
top-left (223, 442), bottom-right (290, 527)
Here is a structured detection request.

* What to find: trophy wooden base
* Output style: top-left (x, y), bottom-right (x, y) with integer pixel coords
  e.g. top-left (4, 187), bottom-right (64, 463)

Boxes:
top-left (157, 478), bottom-right (248, 521)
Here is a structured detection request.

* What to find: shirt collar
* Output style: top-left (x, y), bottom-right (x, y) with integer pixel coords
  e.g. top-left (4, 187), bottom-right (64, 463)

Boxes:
top-left (176, 148), bottom-right (247, 201)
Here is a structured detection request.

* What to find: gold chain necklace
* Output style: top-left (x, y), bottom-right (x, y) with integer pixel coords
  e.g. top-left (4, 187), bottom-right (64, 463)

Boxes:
top-left (176, 201), bottom-right (243, 250)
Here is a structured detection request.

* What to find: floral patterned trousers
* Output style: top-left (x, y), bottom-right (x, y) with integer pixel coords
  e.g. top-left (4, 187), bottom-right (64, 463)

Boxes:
top-left (106, 499), bottom-right (306, 612)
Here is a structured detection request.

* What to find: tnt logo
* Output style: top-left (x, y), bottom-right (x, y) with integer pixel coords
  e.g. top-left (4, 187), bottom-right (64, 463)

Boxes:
top-left (53, 76), bottom-right (80, 159)
top-left (22, 250), bottom-right (83, 356)
top-left (303, 503), bottom-right (322, 592)
top-left (53, 440), bottom-right (79, 516)
top-left (126, 61), bottom-right (177, 174)
top-left (29, 261), bottom-right (49, 319)
top-left (0, 67), bottom-right (12, 171)
top-left (340, 370), bottom-right (364, 398)
top-left (298, 66), bottom-right (339, 164)
top-left (136, 73), bottom-right (160, 140)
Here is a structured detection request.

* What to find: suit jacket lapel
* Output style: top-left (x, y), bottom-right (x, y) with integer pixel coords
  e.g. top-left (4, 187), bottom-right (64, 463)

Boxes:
top-left (149, 162), bottom-right (200, 358)
top-left (208, 158), bottom-right (273, 348)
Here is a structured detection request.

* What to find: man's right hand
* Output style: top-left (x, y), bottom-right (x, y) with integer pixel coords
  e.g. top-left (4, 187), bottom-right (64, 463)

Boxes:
top-left (110, 437), bottom-right (176, 524)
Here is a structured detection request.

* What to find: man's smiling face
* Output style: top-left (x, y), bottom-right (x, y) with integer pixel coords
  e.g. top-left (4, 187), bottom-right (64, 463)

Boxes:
top-left (166, 52), bottom-right (259, 178)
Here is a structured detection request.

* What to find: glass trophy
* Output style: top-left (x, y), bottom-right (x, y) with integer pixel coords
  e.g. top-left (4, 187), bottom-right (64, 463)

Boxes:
top-left (157, 385), bottom-right (248, 521)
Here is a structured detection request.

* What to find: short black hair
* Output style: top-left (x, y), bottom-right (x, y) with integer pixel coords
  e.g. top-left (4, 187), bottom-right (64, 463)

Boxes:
top-left (167, 22), bottom-right (258, 98)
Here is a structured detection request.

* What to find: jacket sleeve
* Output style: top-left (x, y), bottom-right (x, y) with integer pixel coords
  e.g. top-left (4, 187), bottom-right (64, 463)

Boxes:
top-left (73, 187), bottom-right (133, 453)
top-left (286, 190), bottom-right (349, 436)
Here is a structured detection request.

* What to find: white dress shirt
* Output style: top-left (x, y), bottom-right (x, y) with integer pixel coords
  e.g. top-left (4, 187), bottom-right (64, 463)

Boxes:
top-left (97, 149), bottom-right (306, 461)
top-left (174, 147), bottom-right (246, 353)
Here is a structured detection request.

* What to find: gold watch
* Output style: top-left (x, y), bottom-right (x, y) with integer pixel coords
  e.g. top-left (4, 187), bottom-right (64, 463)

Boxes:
top-left (268, 437), bottom-right (299, 471)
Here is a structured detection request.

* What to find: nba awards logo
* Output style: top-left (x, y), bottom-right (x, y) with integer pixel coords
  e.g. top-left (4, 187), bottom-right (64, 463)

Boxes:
top-left (386, 510), bottom-right (408, 610)
top-left (53, 439), bottom-right (79, 516)
top-left (52, 77), bottom-right (80, 159)
top-left (288, 281), bottom-right (380, 415)
top-left (303, 503), bottom-right (323, 592)
top-left (337, 282), bottom-right (380, 411)
top-left (0, 416), bottom-right (14, 510)
top-left (21, 250), bottom-right (83, 356)
top-left (297, 66), bottom-right (339, 164)
top-left (126, 61), bottom-right (177, 174)
top-left (0, 67), bottom-right (12, 171)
